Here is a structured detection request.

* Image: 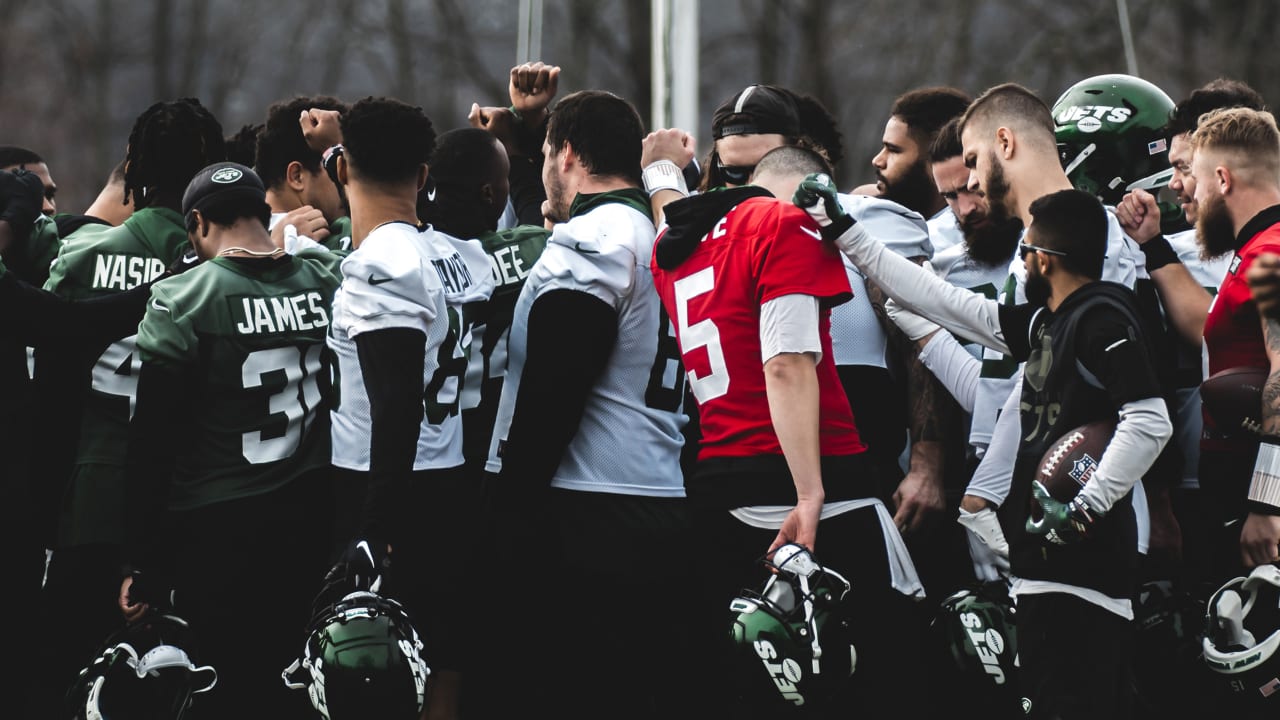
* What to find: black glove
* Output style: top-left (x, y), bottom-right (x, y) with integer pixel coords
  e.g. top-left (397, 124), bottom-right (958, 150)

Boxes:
top-left (320, 538), bottom-right (393, 601)
top-left (125, 567), bottom-right (178, 611)
top-left (0, 169), bottom-right (45, 239)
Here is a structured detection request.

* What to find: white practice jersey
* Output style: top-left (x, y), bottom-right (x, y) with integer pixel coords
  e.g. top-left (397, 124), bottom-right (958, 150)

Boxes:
top-left (927, 206), bottom-right (964, 257)
top-left (829, 194), bottom-right (932, 368)
top-left (930, 239), bottom-right (1014, 359)
top-left (329, 222), bottom-right (494, 471)
top-left (1168, 228), bottom-right (1232, 488)
top-left (486, 198), bottom-right (686, 497)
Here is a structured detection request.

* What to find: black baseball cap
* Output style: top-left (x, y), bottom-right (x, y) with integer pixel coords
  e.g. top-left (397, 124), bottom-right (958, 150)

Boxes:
top-left (711, 85), bottom-right (802, 140)
top-left (182, 162), bottom-right (266, 218)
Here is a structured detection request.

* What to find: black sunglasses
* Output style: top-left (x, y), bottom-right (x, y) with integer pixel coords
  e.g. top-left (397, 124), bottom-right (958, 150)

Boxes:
top-left (1018, 242), bottom-right (1068, 260)
top-left (716, 157), bottom-right (756, 186)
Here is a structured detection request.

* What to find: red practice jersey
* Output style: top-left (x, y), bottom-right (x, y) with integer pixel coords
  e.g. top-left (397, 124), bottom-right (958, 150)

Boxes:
top-left (1203, 216), bottom-right (1280, 444)
top-left (652, 196), bottom-right (863, 460)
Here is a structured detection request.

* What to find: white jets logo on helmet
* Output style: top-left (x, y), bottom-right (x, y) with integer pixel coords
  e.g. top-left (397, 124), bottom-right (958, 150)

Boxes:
top-left (211, 167), bottom-right (244, 184)
top-left (1056, 105), bottom-right (1134, 134)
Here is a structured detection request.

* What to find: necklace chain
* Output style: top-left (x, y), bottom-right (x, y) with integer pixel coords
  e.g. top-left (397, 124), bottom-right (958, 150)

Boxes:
top-left (218, 246), bottom-right (285, 258)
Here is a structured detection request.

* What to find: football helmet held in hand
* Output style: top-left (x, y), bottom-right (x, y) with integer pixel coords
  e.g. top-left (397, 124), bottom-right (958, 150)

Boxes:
top-left (728, 544), bottom-right (856, 711)
top-left (69, 612), bottom-right (217, 720)
top-left (931, 582), bottom-right (1022, 709)
top-left (1203, 565), bottom-right (1280, 710)
top-left (283, 591), bottom-right (430, 720)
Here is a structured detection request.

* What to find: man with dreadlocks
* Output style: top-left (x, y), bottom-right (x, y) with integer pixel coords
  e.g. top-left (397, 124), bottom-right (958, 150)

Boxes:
top-left (25, 98), bottom-right (225, 719)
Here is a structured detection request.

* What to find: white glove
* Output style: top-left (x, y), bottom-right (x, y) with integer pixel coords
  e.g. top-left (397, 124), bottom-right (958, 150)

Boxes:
top-left (885, 297), bottom-right (941, 342)
top-left (957, 507), bottom-right (1010, 581)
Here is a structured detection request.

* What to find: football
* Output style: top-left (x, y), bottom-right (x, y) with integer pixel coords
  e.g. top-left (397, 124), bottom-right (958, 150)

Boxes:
top-left (1034, 419), bottom-right (1118, 507)
top-left (1200, 366), bottom-right (1267, 437)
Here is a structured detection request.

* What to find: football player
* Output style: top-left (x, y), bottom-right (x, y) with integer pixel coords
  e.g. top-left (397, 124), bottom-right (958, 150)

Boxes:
top-left (28, 98), bottom-right (225, 719)
top-left (654, 144), bottom-right (928, 718)
top-left (482, 90), bottom-right (696, 719)
top-left (256, 95), bottom-right (352, 252)
top-left (119, 163), bottom-right (340, 718)
top-left (299, 97), bottom-right (494, 720)
top-left (799, 173), bottom-right (1171, 718)
top-left (1185, 108), bottom-right (1280, 569)
top-left (1115, 79), bottom-right (1267, 595)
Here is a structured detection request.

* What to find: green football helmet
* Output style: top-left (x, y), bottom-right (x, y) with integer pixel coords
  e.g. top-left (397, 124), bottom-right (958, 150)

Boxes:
top-left (1202, 565), bottom-right (1280, 711)
top-left (282, 591), bottom-right (430, 720)
top-left (728, 544), bottom-right (856, 712)
top-left (1052, 74), bottom-right (1186, 233)
top-left (931, 582), bottom-right (1022, 712)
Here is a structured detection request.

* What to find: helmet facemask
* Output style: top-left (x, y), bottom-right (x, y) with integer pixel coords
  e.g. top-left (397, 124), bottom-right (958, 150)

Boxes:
top-left (728, 544), bottom-right (856, 710)
top-left (1203, 565), bottom-right (1280, 706)
top-left (72, 613), bottom-right (217, 720)
top-left (283, 591), bottom-right (430, 720)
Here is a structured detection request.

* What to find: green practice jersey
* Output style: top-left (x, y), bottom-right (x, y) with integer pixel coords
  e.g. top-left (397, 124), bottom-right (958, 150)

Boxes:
top-left (45, 207), bottom-right (188, 546)
top-left (327, 216), bottom-right (353, 252)
top-left (136, 254), bottom-right (340, 511)
top-left (460, 225), bottom-right (549, 471)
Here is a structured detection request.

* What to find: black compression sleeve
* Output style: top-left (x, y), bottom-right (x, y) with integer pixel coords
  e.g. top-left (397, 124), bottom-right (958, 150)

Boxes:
top-left (355, 327), bottom-right (427, 545)
top-left (499, 289), bottom-right (617, 490)
top-left (996, 302), bottom-right (1040, 362)
top-left (0, 272), bottom-right (150, 346)
top-left (124, 361), bottom-right (191, 570)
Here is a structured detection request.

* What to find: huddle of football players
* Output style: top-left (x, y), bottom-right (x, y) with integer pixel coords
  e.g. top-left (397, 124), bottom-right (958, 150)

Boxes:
top-left (3, 58), bottom-right (1280, 720)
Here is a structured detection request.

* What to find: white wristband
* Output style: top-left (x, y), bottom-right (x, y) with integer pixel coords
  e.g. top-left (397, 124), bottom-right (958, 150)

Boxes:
top-left (1249, 439), bottom-right (1280, 509)
top-left (642, 160), bottom-right (688, 198)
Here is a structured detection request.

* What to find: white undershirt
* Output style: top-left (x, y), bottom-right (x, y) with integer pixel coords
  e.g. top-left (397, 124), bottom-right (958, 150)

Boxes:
top-left (760, 293), bottom-right (822, 363)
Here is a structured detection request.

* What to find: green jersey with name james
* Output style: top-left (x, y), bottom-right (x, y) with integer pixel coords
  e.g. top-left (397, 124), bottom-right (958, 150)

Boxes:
top-left (136, 254), bottom-right (340, 511)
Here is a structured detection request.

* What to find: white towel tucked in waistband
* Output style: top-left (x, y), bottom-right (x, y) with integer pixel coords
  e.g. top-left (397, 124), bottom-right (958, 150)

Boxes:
top-left (729, 497), bottom-right (926, 599)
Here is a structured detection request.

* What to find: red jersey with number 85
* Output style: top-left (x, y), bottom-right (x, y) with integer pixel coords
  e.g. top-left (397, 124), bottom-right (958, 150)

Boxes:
top-left (652, 196), bottom-right (864, 460)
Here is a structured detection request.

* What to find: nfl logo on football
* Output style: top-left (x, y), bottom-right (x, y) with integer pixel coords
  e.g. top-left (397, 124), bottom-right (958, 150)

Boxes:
top-left (1068, 454), bottom-right (1098, 485)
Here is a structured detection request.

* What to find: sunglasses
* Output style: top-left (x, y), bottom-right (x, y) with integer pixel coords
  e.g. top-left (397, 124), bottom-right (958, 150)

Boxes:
top-left (1018, 242), bottom-right (1068, 260)
top-left (715, 157), bottom-right (756, 186)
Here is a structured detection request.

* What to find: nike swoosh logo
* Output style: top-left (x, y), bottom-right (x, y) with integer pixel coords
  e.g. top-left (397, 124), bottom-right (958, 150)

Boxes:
top-left (800, 226), bottom-right (823, 240)
top-left (368, 274), bottom-right (393, 285)
top-left (150, 299), bottom-right (171, 313)
top-left (573, 241), bottom-right (600, 254)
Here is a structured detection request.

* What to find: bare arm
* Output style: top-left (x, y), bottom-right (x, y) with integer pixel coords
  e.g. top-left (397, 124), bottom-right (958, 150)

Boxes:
top-left (1147, 261), bottom-right (1211, 346)
top-left (1241, 315), bottom-right (1280, 566)
top-left (764, 352), bottom-right (825, 553)
top-left (866, 275), bottom-right (949, 532)
top-left (1116, 190), bottom-right (1209, 346)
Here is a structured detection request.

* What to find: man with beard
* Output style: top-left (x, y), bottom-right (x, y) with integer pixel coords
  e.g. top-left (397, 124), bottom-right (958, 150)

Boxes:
top-left (797, 178), bottom-right (1171, 719)
top-left (1186, 107), bottom-right (1280, 569)
top-left (872, 87), bottom-right (972, 233)
top-left (948, 84), bottom-right (1142, 549)
top-left (1115, 79), bottom-right (1266, 590)
top-left (927, 118), bottom-right (1024, 270)
top-left (1116, 78), bottom-right (1267, 346)
top-left (884, 116), bottom-right (1023, 581)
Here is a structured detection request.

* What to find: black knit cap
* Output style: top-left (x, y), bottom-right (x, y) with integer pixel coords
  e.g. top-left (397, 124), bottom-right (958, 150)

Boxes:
top-left (182, 162), bottom-right (266, 218)
top-left (711, 85), bottom-right (802, 140)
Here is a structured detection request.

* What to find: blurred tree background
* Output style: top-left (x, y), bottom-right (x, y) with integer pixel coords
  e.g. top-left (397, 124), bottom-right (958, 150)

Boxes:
top-left (2, 0), bottom-right (1276, 211)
